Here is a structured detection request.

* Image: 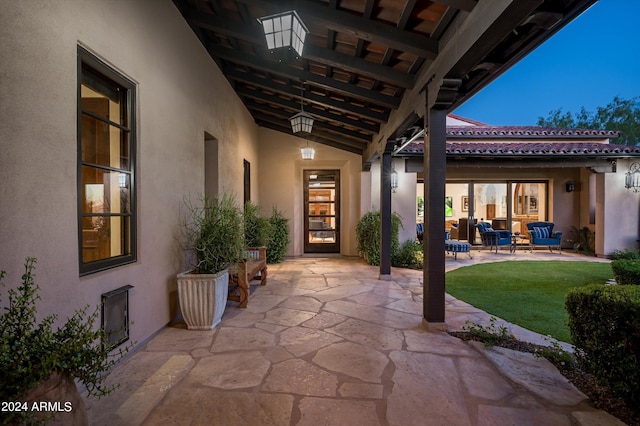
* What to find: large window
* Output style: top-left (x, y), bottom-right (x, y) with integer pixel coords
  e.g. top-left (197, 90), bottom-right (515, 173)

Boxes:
top-left (78, 47), bottom-right (136, 275)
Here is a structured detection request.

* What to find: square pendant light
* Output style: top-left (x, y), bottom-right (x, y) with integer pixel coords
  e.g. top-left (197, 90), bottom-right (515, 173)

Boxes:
top-left (258, 11), bottom-right (308, 57)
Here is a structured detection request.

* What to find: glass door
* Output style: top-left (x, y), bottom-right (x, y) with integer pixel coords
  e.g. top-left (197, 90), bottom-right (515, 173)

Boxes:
top-left (304, 170), bottom-right (340, 253)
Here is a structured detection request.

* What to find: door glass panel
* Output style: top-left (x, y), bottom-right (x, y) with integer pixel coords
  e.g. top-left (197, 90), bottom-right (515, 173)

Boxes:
top-left (473, 183), bottom-right (507, 244)
top-left (305, 170), bottom-right (340, 252)
top-left (444, 183), bottom-right (469, 241)
top-left (512, 182), bottom-right (547, 236)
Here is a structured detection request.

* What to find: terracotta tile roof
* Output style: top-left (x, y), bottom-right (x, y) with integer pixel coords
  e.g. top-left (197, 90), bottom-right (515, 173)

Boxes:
top-left (397, 124), bottom-right (640, 157)
top-left (401, 141), bottom-right (640, 156)
top-left (446, 126), bottom-right (620, 138)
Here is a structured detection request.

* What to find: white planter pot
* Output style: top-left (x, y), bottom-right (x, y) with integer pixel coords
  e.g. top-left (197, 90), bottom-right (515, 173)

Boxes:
top-left (177, 269), bottom-right (228, 330)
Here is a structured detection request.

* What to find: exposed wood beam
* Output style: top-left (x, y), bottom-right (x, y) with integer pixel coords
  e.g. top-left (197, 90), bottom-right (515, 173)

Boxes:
top-left (237, 86), bottom-right (380, 133)
top-left (431, 0), bottom-right (477, 13)
top-left (448, 0), bottom-right (543, 78)
top-left (223, 67), bottom-right (389, 123)
top-left (185, 6), bottom-right (414, 89)
top-left (207, 44), bottom-right (400, 109)
top-left (235, 0), bottom-right (438, 59)
top-left (259, 121), bottom-right (364, 155)
top-left (249, 107), bottom-right (372, 144)
top-left (303, 44), bottom-right (414, 89)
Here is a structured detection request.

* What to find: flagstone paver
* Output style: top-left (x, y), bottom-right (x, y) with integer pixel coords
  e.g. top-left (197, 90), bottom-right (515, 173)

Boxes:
top-left (189, 351), bottom-right (270, 389)
top-left (263, 358), bottom-right (338, 396)
top-left (313, 341), bottom-right (389, 383)
top-left (278, 326), bottom-right (343, 356)
top-left (85, 254), bottom-right (626, 426)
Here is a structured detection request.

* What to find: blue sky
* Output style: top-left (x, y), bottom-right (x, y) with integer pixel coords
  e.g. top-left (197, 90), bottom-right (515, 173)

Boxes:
top-left (453, 0), bottom-right (640, 126)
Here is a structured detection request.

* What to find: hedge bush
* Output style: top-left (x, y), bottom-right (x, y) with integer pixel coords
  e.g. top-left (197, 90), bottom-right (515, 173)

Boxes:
top-left (355, 211), bottom-right (402, 266)
top-left (609, 248), bottom-right (640, 260)
top-left (394, 240), bottom-right (423, 269)
top-left (566, 284), bottom-right (640, 405)
top-left (244, 201), bottom-right (272, 248)
top-left (266, 206), bottom-right (290, 264)
top-left (611, 259), bottom-right (640, 285)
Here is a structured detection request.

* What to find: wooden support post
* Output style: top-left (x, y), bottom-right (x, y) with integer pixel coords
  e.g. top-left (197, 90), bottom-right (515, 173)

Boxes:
top-left (423, 107), bottom-right (447, 329)
top-left (379, 149), bottom-right (393, 278)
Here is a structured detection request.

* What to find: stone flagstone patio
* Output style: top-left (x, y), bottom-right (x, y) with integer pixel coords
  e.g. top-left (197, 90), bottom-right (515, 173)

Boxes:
top-left (85, 254), bottom-right (624, 425)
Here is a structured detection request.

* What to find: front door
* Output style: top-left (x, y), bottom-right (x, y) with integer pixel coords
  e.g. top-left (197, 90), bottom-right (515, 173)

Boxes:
top-left (304, 170), bottom-right (340, 253)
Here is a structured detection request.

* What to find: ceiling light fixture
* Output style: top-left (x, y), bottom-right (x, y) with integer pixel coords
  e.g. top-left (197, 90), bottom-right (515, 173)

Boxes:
top-left (257, 10), bottom-right (308, 59)
top-left (290, 82), bottom-right (314, 134)
top-left (301, 141), bottom-right (315, 160)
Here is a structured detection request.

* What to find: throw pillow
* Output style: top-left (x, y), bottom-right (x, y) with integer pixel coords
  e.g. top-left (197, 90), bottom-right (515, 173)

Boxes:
top-left (534, 226), bottom-right (550, 239)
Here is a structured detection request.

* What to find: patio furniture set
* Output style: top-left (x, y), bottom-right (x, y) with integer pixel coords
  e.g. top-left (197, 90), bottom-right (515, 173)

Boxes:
top-left (421, 222), bottom-right (563, 260)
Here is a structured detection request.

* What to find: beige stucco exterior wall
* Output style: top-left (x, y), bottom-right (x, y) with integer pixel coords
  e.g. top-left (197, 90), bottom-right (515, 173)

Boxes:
top-left (0, 1), bottom-right (259, 345)
top-left (257, 128), bottom-right (362, 257)
top-left (596, 159), bottom-right (640, 256)
top-left (365, 160), bottom-right (419, 244)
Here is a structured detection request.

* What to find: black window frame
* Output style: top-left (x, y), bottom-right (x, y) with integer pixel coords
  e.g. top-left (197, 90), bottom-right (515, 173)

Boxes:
top-left (77, 47), bottom-right (137, 276)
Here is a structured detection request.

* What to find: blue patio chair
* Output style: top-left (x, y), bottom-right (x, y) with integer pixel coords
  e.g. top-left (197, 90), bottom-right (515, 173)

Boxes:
top-left (477, 222), bottom-right (512, 253)
top-left (526, 222), bottom-right (562, 253)
top-left (416, 223), bottom-right (424, 243)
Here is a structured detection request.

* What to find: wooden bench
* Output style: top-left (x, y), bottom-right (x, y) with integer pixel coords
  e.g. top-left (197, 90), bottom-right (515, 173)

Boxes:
top-left (228, 246), bottom-right (267, 308)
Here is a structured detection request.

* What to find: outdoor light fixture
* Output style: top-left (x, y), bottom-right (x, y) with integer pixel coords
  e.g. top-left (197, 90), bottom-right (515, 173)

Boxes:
top-left (625, 162), bottom-right (640, 192)
top-left (301, 141), bottom-right (315, 160)
top-left (391, 166), bottom-right (398, 193)
top-left (290, 83), bottom-right (314, 134)
top-left (565, 181), bottom-right (575, 193)
top-left (257, 10), bottom-right (308, 59)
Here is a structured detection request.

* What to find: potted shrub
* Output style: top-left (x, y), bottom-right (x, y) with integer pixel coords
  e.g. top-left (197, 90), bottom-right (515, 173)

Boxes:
top-left (0, 257), bottom-right (130, 425)
top-left (178, 193), bottom-right (244, 330)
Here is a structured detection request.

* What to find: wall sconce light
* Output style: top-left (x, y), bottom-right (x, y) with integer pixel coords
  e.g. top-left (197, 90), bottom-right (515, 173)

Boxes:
top-left (257, 10), bottom-right (308, 59)
top-left (565, 181), bottom-right (575, 193)
top-left (118, 173), bottom-right (128, 189)
top-left (301, 141), bottom-right (315, 160)
top-left (625, 162), bottom-right (640, 192)
top-left (290, 83), bottom-right (314, 134)
top-left (391, 166), bottom-right (398, 193)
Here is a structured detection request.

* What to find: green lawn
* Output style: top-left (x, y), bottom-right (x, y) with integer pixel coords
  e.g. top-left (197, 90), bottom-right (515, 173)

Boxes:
top-left (446, 261), bottom-right (613, 343)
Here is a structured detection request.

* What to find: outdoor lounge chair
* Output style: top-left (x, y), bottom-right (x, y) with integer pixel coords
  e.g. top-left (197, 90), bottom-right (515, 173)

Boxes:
top-left (526, 221), bottom-right (562, 253)
top-left (477, 222), bottom-right (512, 253)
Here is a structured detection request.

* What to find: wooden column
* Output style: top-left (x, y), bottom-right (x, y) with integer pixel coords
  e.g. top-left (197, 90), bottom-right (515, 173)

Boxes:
top-left (379, 148), bottom-right (393, 278)
top-left (423, 107), bottom-right (447, 329)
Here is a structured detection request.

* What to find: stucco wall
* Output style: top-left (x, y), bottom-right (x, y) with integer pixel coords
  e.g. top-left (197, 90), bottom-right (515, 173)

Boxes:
top-left (0, 1), bottom-right (259, 345)
top-left (365, 161), bottom-right (418, 244)
top-left (596, 159), bottom-right (640, 256)
top-left (257, 128), bottom-right (362, 257)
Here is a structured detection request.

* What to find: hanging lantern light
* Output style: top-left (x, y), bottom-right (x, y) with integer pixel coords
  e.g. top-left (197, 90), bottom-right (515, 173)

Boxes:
top-left (257, 10), bottom-right (308, 58)
top-left (290, 82), bottom-right (314, 134)
top-left (301, 141), bottom-right (315, 160)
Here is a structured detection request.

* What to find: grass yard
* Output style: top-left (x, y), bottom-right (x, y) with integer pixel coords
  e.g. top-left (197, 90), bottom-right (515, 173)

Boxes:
top-left (446, 261), bottom-right (613, 343)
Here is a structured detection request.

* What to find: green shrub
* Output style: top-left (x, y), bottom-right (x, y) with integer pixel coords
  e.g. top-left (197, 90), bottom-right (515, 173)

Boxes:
top-left (1, 258), bottom-right (131, 424)
top-left (566, 284), bottom-right (640, 405)
top-left (609, 248), bottom-right (640, 260)
top-left (611, 259), bottom-right (640, 285)
top-left (569, 226), bottom-right (595, 255)
top-left (394, 240), bottom-right (423, 269)
top-left (266, 206), bottom-right (290, 264)
top-left (355, 211), bottom-right (402, 266)
top-left (182, 194), bottom-right (245, 273)
top-left (244, 201), bottom-right (272, 248)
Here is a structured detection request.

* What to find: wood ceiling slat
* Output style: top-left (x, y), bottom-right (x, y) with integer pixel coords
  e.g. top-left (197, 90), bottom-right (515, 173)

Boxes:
top-left (208, 44), bottom-right (401, 109)
top-left (235, 0), bottom-right (439, 59)
top-left (224, 67), bottom-right (389, 122)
